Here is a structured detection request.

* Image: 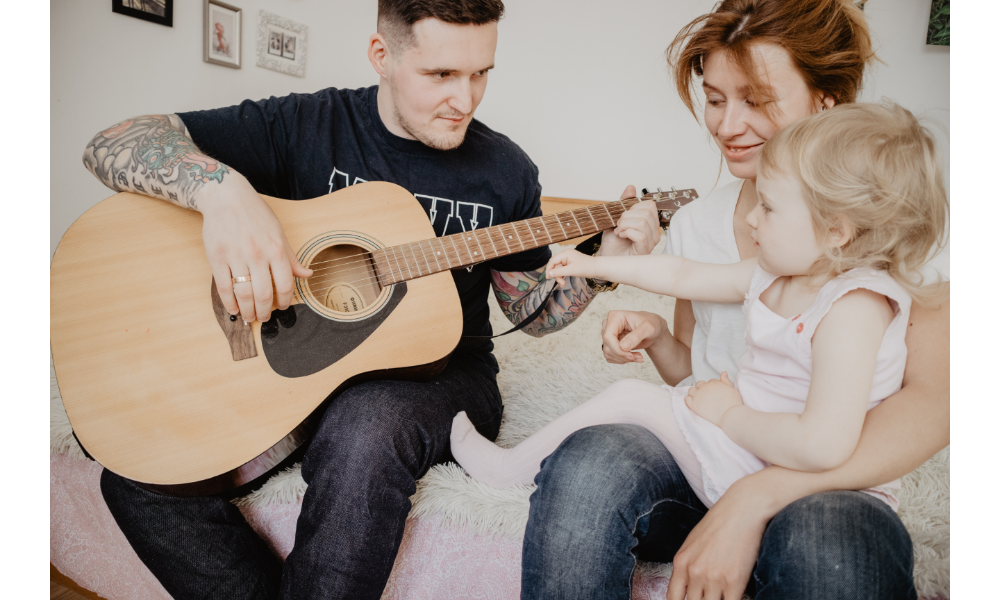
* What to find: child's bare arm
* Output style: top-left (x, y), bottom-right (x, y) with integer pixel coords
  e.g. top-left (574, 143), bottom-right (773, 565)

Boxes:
top-left (711, 289), bottom-right (894, 471)
top-left (545, 250), bottom-right (757, 303)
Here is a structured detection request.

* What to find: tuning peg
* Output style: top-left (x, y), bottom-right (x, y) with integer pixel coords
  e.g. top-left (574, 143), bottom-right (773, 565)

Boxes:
top-left (641, 188), bottom-right (649, 196)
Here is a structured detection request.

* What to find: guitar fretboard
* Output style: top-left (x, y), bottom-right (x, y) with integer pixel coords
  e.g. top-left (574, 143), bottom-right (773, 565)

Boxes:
top-left (370, 191), bottom-right (694, 286)
top-left (371, 198), bottom-right (624, 286)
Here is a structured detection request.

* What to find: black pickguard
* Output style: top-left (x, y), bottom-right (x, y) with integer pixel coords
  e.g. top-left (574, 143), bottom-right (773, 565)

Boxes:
top-left (260, 283), bottom-right (407, 378)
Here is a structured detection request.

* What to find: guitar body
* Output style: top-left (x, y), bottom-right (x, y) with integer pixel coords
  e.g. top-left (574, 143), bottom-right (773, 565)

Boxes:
top-left (51, 182), bottom-right (462, 494)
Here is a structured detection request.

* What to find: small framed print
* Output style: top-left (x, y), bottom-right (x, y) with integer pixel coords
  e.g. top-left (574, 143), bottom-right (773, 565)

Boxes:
top-left (256, 10), bottom-right (308, 78)
top-left (112, 0), bottom-right (174, 28)
top-left (268, 30), bottom-right (283, 57)
top-left (282, 33), bottom-right (296, 61)
top-left (204, 1), bottom-right (242, 69)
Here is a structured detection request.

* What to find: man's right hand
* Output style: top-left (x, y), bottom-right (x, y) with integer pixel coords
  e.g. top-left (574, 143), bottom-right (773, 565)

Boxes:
top-left (198, 175), bottom-right (312, 323)
top-left (600, 310), bottom-right (668, 364)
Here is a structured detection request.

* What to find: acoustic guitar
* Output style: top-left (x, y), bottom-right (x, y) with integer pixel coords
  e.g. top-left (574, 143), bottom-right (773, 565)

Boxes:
top-left (50, 182), bottom-right (697, 496)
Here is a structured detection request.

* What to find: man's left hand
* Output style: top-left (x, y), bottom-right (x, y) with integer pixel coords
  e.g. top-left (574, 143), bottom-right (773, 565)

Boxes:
top-left (597, 185), bottom-right (662, 257)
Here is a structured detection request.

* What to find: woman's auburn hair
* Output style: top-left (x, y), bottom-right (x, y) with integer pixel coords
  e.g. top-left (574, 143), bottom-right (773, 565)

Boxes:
top-left (666, 0), bottom-right (875, 119)
top-left (758, 102), bottom-right (949, 304)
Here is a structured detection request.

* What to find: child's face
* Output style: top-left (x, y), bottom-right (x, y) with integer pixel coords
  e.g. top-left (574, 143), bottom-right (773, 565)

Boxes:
top-left (747, 172), bottom-right (826, 276)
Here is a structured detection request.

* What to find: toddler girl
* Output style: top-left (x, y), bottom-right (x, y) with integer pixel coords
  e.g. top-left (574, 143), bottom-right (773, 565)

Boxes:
top-left (450, 102), bottom-right (948, 509)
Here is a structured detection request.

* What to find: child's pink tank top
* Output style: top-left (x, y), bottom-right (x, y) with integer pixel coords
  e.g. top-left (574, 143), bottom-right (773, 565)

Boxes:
top-left (671, 266), bottom-right (911, 509)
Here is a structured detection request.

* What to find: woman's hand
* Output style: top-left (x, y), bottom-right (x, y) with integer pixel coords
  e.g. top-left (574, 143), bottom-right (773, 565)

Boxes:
top-left (667, 475), bottom-right (772, 600)
top-left (545, 249), bottom-right (595, 287)
top-left (600, 310), bottom-right (668, 364)
top-left (597, 185), bottom-right (662, 257)
top-left (684, 372), bottom-right (742, 427)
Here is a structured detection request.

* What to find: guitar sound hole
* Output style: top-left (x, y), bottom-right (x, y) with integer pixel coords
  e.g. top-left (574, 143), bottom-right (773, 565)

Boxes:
top-left (306, 244), bottom-right (382, 314)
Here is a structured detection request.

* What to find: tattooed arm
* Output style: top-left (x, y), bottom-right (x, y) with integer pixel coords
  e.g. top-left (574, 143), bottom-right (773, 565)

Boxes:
top-left (491, 268), bottom-right (598, 337)
top-left (82, 115), bottom-right (311, 322)
top-left (82, 114), bottom-right (228, 209)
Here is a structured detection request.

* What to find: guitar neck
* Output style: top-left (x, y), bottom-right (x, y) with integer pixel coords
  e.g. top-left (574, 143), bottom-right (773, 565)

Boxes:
top-left (371, 189), bottom-right (697, 285)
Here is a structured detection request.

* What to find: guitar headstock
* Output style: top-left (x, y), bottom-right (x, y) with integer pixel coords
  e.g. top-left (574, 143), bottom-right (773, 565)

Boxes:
top-left (634, 188), bottom-right (699, 226)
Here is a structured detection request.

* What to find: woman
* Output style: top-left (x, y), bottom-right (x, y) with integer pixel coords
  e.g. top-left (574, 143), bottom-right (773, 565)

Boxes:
top-left (520, 1), bottom-right (949, 599)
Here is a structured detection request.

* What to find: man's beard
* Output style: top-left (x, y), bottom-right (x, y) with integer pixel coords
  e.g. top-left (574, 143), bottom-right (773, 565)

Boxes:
top-left (392, 97), bottom-right (468, 151)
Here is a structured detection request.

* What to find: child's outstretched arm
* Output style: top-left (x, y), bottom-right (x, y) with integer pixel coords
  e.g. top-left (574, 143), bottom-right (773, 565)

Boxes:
top-left (545, 250), bottom-right (757, 304)
top-left (689, 288), bottom-right (894, 472)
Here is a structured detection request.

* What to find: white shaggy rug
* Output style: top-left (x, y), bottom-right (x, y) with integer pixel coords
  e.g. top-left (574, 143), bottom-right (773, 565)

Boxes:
top-left (50, 242), bottom-right (949, 598)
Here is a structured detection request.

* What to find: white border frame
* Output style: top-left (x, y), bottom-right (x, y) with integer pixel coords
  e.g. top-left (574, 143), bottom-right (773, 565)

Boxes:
top-left (256, 10), bottom-right (307, 78)
top-left (204, 0), bottom-right (241, 69)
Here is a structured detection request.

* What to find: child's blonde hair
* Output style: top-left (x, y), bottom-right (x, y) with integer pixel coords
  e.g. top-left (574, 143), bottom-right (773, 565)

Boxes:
top-left (758, 101), bottom-right (948, 303)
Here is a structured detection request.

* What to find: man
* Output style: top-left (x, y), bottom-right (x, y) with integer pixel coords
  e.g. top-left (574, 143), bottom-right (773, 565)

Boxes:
top-left (81, 1), bottom-right (660, 598)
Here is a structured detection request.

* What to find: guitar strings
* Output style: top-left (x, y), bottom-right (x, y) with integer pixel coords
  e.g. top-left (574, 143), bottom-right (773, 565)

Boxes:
top-left (244, 198), bottom-right (685, 296)
top-left (284, 195), bottom-right (682, 275)
top-left (299, 205), bottom-right (640, 275)
top-left (288, 199), bottom-right (645, 272)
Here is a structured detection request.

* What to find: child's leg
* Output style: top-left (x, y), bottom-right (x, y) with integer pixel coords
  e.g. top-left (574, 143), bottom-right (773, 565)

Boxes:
top-left (450, 379), bottom-right (705, 498)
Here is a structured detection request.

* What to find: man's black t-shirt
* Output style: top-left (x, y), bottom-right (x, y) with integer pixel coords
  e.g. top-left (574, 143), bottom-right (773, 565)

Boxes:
top-left (178, 85), bottom-right (551, 373)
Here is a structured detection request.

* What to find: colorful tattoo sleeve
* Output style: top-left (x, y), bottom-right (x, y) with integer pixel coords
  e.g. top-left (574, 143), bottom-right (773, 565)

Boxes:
top-left (82, 114), bottom-right (229, 209)
top-left (491, 267), bottom-right (598, 337)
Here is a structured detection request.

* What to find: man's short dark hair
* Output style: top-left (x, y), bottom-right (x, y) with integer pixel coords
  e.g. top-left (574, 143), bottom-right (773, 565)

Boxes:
top-left (378, 0), bottom-right (505, 54)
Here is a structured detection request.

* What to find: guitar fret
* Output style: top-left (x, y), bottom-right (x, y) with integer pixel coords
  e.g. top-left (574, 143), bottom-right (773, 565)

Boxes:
top-left (389, 246), bottom-right (406, 282)
top-left (539, 216), bottom-right (553, 244)
top-left (434, 238), bottom-right (450, 270)
top-left (457, 232), bottom-right (475, 264)
top-left (401, 244), bottom-right (417, 279)
top-left (374, 250), bottom-right (392, 284)
top-left (513, 222), bottom-right (530, 249)
top-left (569, 210), bottom-right (584, 237)
top-left (406, 243), bottom-right (423, 277)
top-left (427, 238), bottom-right (451, 271)
top-left (498, 224), bottom-right (513, 254)
top-left (416, 241), bottom-right (434, 275)
top-left (552, 214), bottom-right (568, 240)
top-left (447, 235), bottom-right (464, 266)
top-left (603, 204), bottom-right (615, 224)
top-left (525, 218), bottom-right (540, 245)
top-left (585, 206), bottom-right (600, 231)
top-left (483, 228), bottom-right (500, 259)
top-left (467, 231), bottom-right (485, 261)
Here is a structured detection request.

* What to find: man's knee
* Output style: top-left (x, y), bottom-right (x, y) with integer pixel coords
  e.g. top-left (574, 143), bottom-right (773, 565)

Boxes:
top-left (755, 491), bottom-right (916, 599)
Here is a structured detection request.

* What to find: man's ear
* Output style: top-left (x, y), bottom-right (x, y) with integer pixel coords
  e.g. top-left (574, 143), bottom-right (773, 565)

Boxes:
top-left (828, 215), bottom-right (854, 249)
top-left (368, 33), bottom-right (391, 78)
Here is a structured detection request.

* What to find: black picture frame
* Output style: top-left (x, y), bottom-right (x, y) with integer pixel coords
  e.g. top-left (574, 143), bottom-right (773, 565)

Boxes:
top-left (112, 0), bottom-right (174, 28)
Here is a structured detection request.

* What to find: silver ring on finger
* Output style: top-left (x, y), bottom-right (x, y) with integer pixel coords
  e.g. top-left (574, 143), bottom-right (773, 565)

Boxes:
top-left (232, 275), bottom-right (252, 284)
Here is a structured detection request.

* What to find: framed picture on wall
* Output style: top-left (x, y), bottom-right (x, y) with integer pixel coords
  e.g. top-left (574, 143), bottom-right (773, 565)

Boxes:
top-left (256, 10), bottom-right (308, 78)
top-left (112, 0), bottom-right (173, 28)
top-left (204, 0), bottom-right (242, 69)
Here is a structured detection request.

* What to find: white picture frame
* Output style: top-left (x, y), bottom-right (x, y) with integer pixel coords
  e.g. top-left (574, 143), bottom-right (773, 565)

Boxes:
top-left (204, 0), bottom-right (241, 69)
top-left (256, 10), bottom-right (308, 78)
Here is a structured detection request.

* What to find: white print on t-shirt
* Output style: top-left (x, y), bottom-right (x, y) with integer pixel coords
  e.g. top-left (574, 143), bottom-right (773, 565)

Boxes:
top-left (328, 166), bottom-right (495, 238)
top-left (328, 167), bottom-right (368, 190)
top-left (415, 195), bottom-right (494, 236)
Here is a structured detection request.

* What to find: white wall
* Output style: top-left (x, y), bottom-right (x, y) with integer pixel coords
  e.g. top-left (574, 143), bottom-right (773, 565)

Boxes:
top-left (52, 0), bottom-right (949, 273)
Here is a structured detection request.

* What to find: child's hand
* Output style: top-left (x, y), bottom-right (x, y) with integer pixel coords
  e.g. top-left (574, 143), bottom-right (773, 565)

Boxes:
top-left (545, 249), bottom-right (596, 288)
top-left (684, 372), bottom-right (743, 427)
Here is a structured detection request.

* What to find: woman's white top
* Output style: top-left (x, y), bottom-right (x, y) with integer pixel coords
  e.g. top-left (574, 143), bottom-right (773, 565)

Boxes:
top-left (662, 180), bottom-right (746, 385)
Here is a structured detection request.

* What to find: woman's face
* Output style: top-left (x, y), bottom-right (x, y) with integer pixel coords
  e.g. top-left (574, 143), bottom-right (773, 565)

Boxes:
top-left (703, 43), bottom-right (828, 181)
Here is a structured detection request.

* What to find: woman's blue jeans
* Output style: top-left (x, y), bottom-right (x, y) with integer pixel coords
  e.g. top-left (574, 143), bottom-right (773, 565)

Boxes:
top-left (521, 424), bottom-right (917, 600)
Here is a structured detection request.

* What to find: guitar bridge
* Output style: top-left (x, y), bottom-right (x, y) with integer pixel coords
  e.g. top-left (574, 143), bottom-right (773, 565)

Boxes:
top-left (211, 278), bottom-right (258, 361)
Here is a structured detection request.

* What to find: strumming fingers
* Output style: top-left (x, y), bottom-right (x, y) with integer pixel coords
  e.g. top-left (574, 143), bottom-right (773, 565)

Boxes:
top-left (211, 264), bottom-right (239, 315)
top-left (248, 263), bottom-right (274, 322)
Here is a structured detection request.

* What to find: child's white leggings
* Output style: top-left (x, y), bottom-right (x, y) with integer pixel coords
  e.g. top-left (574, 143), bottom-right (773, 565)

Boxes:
top-left (450, 378), bottom-right (710, 506)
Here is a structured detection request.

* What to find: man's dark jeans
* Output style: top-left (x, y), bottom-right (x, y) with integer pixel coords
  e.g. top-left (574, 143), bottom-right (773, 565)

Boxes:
top-left (101, 355), bottom-right (504, 600)
top-left (521, 424), bottom-right (918, 600)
